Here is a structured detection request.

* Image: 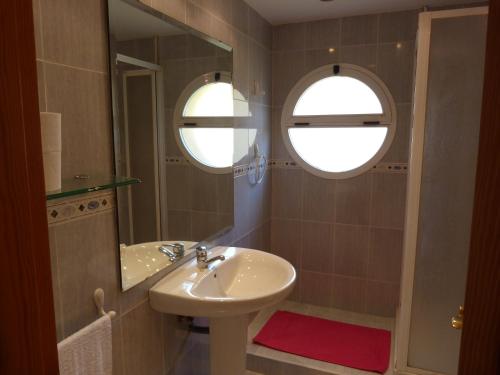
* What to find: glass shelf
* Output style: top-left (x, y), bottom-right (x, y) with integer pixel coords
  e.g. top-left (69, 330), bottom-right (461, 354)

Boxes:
top-left (46, 175), bottom-right (141, 201)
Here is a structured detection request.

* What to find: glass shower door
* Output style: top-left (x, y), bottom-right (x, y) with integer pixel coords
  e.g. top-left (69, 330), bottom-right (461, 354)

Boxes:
top-left (396, 8), bottom-right (488, 375)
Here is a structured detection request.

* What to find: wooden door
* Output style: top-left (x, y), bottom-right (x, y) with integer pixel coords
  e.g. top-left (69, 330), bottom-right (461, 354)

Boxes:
top-left (458, 1), bottom-right (500, 374)
top-left (0, 0), bottom-right (59, 374)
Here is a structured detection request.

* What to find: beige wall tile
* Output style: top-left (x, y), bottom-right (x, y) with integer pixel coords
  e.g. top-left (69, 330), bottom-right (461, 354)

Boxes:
top-left (45, 63), bottom-right (113, 179)
top-left (48, 226), bottom-right (64, 341)
top-left (166, 166), bottom-right (192, 210)
top-left (249, 40), bottom-right (272, 105)
top-left (383, 103), bottom-right (412, 162)
top-left (370, 173), bottom-right (407, 229)
top-left (187, 2), bottom-right (212, 36)
top-left (233, 31), bottom-right (250, 98)
top-left (331, 275), bottom-right (366, 313)
top-left (191, 168), bottom-right (218, 211)
top-left (112, 318), bottom-right (124, 375)
top-left (340, 15), bottom-right (379, 46)
top-left (301, 222), bottom-right (334, 273)
top-left (273, 22), bottom-right (306, 51)
top-left (270, 219), bottom-right (301, 268)
top-left (339, 44), bottom-right (377, 71)
top-left (231, 0), bottom-right (249, 34)
top-left (211, 17), bottom-right (234, 46)
top-left (121, 302), bottom-right (165, 375)
top-left (115, 38), bottom-right (156, 62)
top-left (191, 211), bottom-right (220, 240)
top-left (304, 48), bottom-right (339, 72)
top-left (335, 173), bottom-right (371, 225)
top-left (379, 10), bottom-right (418, 43)
top-left (217, 173), bottom-right (235, 214)
top-left (305, 19), bottom-right (340, 50)
top-left (248, 7), bottom-right (272, 49)
top-left (271, 106), bottom-right (289, 159)
top-left (54, 212), bottom-right (120, 337)
top-left (377, 41), bottom-right (415, 103)
top-left (272, 169), bottom-right (302, 219)
top-left (300, 271), bottom-right (333, 306)
top-left (40, 0), bottom-right (108, 72)
top-left (272, 50), bottom-right (306, 106)
top-left (368, 227), bottom-right (403, 283)
top-left (302, 173), bottom-right (336, 223)
top-left (36, 61), bottom-right (46, 111)
top-left (158, 34), bottom-right (188, 60)
top-left (333, 224), bottom-right (370, 278)
top-left (365, 280), bottom-right (399, 316)
top-left (151, 0), bottom-right (187, 23)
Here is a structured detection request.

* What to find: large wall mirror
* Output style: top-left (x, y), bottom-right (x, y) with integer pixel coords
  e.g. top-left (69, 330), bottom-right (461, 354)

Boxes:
top-left (107, 0), bottom-right (236, 291)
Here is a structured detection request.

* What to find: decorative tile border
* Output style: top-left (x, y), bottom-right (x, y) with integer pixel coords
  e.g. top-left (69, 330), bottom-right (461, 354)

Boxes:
top-left (46, 191), bottom-right (115, 225)
top-left (371, 162), bottom-right (409, 174)
top-left (165, 156), bottom-right (190, 166)
top-left (269, 159), bottom-right (301, 169)
top-left (268, 159), bottom-right (408, 174)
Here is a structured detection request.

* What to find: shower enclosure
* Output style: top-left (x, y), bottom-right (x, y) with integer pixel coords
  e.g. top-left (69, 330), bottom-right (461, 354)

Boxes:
top-left (395, 7), bottom-right (488, 375)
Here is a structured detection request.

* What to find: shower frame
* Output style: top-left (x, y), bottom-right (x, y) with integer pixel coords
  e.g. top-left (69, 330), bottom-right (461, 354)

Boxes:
top-left (394, 6), bottom-right (489, 375)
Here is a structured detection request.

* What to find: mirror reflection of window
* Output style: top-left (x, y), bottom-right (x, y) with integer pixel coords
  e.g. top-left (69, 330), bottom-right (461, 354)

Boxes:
top-left (174, 72), bottom-right (244, 173)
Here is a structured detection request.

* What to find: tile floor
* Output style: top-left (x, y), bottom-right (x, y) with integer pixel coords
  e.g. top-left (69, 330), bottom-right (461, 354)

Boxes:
top-left (247, 301), bottom-right (395, 375)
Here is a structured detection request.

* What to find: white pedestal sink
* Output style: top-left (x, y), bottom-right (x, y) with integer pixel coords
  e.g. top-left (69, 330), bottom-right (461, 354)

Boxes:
top-left (149, 247), bottom-right (296, 375)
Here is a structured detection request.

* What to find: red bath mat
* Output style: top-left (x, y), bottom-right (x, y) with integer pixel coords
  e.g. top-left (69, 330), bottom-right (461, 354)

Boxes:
top-left (253, 310), bottom-right (391, 374)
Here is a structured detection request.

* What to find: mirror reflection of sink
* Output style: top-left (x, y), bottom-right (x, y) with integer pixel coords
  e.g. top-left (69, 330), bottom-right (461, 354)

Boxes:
top-left (150, 247), bottom-right (296, 375)
top-left (120, 241), bottom-right (197, 291)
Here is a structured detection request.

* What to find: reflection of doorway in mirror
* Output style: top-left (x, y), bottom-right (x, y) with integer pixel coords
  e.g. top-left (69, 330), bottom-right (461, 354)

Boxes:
top-left (122, 70), bottom-right (161, 244)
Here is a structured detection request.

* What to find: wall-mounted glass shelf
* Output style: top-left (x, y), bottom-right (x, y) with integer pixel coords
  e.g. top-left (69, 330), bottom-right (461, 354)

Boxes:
top-left (46, 175), bottom-right (141, 201)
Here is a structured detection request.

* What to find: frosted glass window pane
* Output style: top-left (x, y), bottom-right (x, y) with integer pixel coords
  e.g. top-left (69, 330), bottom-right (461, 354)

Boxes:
top-left (179, 128), bottom-right (233, 168)
top-left (288, 127), bottom-right (387, 172)
top-left (184, 82), bottom-right (234, 117)
top-left (293, 76), bottom-right (383, 116)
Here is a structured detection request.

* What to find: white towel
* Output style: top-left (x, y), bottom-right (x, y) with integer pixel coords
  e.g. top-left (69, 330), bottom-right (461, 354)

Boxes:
top-left (57, 315), bottom-right (112, 375)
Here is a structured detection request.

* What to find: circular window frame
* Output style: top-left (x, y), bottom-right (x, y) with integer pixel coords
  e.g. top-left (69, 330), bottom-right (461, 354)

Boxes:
top-left (173, 71), bottom-right (234, 175)
top-left (281, 64), bottom-right (397, 180)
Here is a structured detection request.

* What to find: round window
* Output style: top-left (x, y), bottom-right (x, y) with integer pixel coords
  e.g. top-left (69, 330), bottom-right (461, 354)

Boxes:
top-left (174, 71), bottom-right (240, 174)
top-left (281, 64), bottom-right (397, 179)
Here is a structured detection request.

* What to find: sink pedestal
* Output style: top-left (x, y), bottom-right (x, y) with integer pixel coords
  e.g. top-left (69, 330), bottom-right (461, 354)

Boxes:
top-left (210, 315), bottom-right (249, 375)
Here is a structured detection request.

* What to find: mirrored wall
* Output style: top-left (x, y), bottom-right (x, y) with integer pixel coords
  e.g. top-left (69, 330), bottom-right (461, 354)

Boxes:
top-left (107, 0), bottom-right (235, 290)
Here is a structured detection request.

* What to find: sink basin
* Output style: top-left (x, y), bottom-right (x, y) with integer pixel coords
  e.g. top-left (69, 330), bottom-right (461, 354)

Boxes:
top-left (150, 246), bottom-right (296, 375)
top-left (150, 246), bottom-right (296, 317)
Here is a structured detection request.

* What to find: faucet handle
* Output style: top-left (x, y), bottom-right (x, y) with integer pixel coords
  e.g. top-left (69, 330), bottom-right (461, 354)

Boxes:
top-left (196, 246), bottom-right (207, 261)
top-left (172, 242), bottom-right (185, 256)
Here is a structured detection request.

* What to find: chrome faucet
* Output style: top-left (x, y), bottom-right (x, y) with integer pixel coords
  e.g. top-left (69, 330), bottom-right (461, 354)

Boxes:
top-left (196, 246), bottom-right (225, 269)
top-left (159, 242), bottom-right (185, 262)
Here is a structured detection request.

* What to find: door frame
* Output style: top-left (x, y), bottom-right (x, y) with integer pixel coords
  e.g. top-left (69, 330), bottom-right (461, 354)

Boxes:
top-left (395, 6), bottom-right (489, 375)
top-left (121, 69), bottom-right (162, 242)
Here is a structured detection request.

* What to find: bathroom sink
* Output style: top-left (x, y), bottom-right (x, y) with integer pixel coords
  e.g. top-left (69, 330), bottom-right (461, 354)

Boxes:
top-left (150, 246), bottom-right (295, 375)
top-left (149, 246), bottom-right (296, 317)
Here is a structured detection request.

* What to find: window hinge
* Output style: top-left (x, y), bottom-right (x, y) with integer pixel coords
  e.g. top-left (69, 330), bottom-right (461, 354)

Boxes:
top-left (183, 122), bottom-right (197, 127)
top-left (294, 122), bottom-right (310, 126)
top-left (363, 121), bottom-right (381, 126)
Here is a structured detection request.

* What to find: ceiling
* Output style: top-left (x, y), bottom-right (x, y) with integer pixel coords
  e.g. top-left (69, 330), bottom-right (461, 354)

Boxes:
top-left (244, 0), bottom-right (486, 25)
top-left (108, 0), bottom-right (185, 41)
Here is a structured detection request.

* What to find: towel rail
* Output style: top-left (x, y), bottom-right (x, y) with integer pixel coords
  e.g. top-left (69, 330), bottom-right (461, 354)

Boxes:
top-left (94, 288), bottom-right (116, 319)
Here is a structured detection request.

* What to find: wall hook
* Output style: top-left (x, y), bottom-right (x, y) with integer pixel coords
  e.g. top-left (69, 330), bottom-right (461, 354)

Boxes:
top-left (94, 288), bottom-right (116, 319)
